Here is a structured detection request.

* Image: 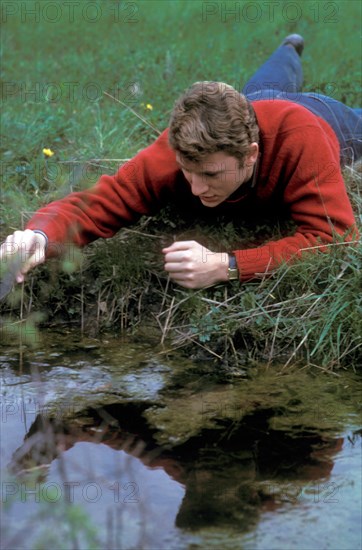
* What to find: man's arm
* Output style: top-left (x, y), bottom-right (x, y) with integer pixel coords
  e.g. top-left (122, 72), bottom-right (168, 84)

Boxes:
top-left (0, 130), bottom-right (180, 280)
top-left (25, 130), bottom-right (179, 251)
top-left (161, 121), bottom-right (357, 287)
top-left (232, 123), bottom-right (357, 281)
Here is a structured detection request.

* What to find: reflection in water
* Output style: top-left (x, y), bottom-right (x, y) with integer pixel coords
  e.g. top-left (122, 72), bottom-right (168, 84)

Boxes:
top-left (1, 332), bottom-right (361, 549)
top-left (7, 403), bottom-right (349, 540)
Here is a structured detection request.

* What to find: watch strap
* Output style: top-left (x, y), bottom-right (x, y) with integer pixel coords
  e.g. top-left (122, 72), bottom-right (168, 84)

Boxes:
top-left (228, 254), bottom-right (239, 280)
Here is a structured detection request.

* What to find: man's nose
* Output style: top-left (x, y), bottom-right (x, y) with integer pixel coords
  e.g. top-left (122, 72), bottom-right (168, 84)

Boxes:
top-left (189, 173), bottom-right (209, 196)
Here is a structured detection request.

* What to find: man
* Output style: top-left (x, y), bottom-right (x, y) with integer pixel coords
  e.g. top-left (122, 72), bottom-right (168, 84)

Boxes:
top-left (1, 35), bottom-right (360, 289)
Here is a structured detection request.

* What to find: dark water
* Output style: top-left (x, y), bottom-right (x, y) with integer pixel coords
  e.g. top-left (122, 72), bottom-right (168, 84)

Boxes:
top-left (1, 330), bottom-right (361, 550)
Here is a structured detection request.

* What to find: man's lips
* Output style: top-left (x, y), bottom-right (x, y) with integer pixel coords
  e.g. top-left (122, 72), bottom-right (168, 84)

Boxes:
top-left (200, 195), bottom-right (217, 201)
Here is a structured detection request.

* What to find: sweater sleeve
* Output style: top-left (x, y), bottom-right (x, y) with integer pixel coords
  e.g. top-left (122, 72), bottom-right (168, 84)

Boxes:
top-left (234, 123), bottom-right (357, 281)
top-left (26, 130), bottom-right (179, 257)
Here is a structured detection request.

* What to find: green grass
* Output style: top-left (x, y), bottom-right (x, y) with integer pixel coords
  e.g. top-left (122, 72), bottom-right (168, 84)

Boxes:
top-left (1, 0), bottom-right (361, 369)
top-left (1, 0), bottom-right (361, 224)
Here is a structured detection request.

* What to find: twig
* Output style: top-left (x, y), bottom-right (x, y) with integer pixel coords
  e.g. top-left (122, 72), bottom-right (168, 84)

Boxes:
top-left (299, 239), bottom-right (360, 252)
top-left (160, 296), bottom-right (175, 345)
top-left (122, 228), bottom-right (163, 239)
top-left (268, 308), bottom-right (282, 366)
top-left (282, 328), bottom-right (312, 370)
top-left (175, 332), bottom-right (223, 360)
top-left (103, 91), bottom-right (161, 135)
top-left (159, 276), bottom-right (171, 314)
top-left (57, 159), bottom-right (132, 163)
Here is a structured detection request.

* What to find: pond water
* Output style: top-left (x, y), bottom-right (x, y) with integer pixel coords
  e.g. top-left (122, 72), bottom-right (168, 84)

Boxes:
top-left (1, 330), bottom-right (361, 550)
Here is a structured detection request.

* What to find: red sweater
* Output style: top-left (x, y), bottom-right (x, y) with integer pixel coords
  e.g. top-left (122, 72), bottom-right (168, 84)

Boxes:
top-left (27, 100), bottom-right (357, 281)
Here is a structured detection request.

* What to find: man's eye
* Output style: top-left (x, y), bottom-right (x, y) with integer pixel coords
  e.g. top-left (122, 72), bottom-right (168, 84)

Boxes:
top-left (204, 173), bottom-right (217, 178)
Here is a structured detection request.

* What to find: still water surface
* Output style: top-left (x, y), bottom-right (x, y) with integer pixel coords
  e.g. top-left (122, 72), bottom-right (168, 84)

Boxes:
top-left (1, 330), bottom-right (361, 549)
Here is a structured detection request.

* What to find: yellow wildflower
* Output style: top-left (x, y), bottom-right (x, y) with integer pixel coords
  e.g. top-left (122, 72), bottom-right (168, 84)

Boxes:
top-left (43, 148), bottom-right (55, 157)
top-left (146, 103), bottom-right (153, 111)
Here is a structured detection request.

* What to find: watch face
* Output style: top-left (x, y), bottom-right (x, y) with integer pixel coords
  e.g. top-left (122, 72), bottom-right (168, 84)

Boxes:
top-left (228, 268), bottom-right (239, 280)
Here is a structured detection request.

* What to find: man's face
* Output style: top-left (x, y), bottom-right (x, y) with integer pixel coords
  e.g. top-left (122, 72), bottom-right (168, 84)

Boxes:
top-left (176, 150), bottom-right (257, 207)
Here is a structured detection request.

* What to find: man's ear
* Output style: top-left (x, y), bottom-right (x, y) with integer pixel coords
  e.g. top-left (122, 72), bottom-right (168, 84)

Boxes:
top-left (245, 142), bottom-right (259, 166)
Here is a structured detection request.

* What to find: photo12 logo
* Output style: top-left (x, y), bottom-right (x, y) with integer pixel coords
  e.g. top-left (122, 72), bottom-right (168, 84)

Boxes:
top-left (2, 480), bottom-right (140, 504)
top-left (1, 398), bottom-right (75, 423)
top-left (1, 80), bottom-right (142, 104)
top-left (201, 2), bottom-right (339, 23)
top-left (1, 1), bottom-right (140, 24)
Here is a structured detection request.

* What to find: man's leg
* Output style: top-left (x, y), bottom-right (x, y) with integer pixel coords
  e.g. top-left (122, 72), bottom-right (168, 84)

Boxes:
top-left (242, 34), bottom-right (304, 99)
top-left (296, 93), bottom-right (362, 164)
top-left (243, 35), bottom-right (361, 164)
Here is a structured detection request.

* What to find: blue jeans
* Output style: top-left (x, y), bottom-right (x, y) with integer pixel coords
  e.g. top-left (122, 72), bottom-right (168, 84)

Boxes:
top-left (243, 44), bottom-right (362, 165)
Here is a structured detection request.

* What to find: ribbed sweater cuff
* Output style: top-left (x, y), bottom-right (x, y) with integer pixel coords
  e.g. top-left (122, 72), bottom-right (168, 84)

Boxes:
top-left (234, 246), bottom-right (275, 281)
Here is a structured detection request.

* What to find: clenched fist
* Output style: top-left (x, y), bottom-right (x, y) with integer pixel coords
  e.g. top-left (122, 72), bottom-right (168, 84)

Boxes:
top-left (162, 240), bottom-right (229, 289)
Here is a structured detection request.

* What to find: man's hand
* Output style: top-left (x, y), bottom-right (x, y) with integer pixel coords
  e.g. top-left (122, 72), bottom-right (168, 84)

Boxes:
top-left (0, 229), bottom-right (47, 283)
top-left (162, 240), bottom-right (229, 289)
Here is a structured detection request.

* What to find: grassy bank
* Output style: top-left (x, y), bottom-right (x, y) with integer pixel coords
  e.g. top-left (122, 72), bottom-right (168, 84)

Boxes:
top-left (1, 173), bottom-right (361, 370)
top-left (1, 0), bottom-right (361, 369)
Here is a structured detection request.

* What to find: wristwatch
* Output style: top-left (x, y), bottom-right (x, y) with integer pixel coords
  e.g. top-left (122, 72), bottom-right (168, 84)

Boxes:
top-left (228, 254), bottom-right (239, 281)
